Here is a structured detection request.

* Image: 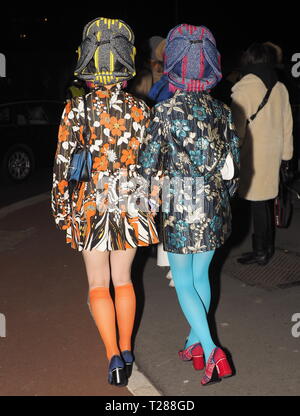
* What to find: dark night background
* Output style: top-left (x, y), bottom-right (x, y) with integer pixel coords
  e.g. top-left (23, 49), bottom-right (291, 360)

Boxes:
top-left (1, 2), bottom-right (299, 103)
top-left (1, 4), bottom-right (300, 398)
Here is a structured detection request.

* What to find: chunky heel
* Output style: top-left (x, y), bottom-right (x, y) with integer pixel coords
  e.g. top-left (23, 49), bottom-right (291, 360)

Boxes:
top-left (201, 347), bottom-right (233, 386)
top-left (192, 355), bottom-right (205, 371)
top-left (216, 357), bottom-right (232, 378)
top-left (121, 350), bottom-right (134, 378)
top-left (124, 363), bottom-right (133, 378)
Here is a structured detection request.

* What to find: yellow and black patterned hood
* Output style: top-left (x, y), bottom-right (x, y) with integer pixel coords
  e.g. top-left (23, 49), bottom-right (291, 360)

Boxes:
top-left (74, 17), bottom-right (136, 85)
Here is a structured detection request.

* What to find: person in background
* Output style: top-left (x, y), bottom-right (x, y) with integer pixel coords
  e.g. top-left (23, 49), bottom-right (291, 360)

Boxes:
top-left (139, 24), bottom-right (240, 386)
top-left (264, 41), bottom-right (300, 176)
top-left (231, 43), bottom-right (293, 265)
top-left (263, 42), bottom-right (283, 68)
top-left (65, 78), bottom-right (87, 100)
top-left (52, 17), bottom-right (158, 388)
top-left (146, 39), bottom-right (175, 287)
top-left (148, 36), bottom-right (166, 85)
top-left (147, 38), bottom-right (173, 104)
top-left (129, 36), bottom-right (167, 105)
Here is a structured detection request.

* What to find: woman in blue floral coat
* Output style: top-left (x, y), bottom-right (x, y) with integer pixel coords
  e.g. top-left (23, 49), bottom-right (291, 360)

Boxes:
top-left (138, 24), bottom-right (240, 386)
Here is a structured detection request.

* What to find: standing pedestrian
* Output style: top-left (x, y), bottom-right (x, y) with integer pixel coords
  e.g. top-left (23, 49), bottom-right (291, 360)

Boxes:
top-left (51, 17), bottom-right (158, 387)
top-left (138, 24), bottom-right (240, 385)
top-left (231, 43), bottom-right (293, 265)
top-left (129, 36), bottom-right (167, 105)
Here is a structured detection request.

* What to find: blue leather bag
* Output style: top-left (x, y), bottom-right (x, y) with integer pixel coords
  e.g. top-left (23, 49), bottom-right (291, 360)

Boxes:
top-left (67, 94), bottom-right (92, 186)
top-left (68, 148), bottom-right (92, 183)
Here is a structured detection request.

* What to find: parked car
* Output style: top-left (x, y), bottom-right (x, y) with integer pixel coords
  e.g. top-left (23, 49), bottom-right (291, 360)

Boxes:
top-left (0, 100), bottom-right (64, 183)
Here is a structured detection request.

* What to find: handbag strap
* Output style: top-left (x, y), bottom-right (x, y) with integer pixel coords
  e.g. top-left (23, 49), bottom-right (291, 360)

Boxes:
top-left (246, 84), bottom-right (275, 125)
top-left (82, 94), bottom-right (91, 148)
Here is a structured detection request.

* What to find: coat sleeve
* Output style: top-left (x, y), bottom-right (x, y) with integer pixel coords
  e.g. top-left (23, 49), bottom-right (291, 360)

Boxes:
top-left (137, 105), bottom-right (166, 211)
top-left (282, 86), bottom-right (294, 161)
top-left (223, 109), bottom-right (240, 197)
top-left (51, 100), bottom-right (77, 230)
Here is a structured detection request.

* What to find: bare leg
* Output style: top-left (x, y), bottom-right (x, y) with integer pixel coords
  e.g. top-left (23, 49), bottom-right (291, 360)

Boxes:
top-left (110, 248), bottom-right (137, 352)
top-left (110, 248), bottom-right (137, 287)
top-left (82, 249), bottom-right (110, 289)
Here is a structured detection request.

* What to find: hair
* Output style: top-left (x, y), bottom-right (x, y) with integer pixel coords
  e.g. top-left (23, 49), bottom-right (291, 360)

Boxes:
top-left (240, 43), bottom-right (278, 68)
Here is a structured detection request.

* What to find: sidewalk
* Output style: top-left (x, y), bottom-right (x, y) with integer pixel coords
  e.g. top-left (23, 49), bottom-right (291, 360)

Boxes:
top-left (0, 193), bottom-right (299, 396)
top-left (132, 196), bottom-right (300, 396)
top-left (0, 195), bottom-right (133, 396)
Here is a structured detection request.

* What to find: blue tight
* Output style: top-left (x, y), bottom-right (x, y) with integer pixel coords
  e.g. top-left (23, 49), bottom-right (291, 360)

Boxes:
top-left (167, 251), bottom-right (216, 362)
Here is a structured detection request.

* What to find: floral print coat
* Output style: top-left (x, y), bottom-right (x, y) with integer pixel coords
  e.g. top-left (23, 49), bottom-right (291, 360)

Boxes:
top-left (51, 84), bottom-right (158, 251)
top-left (138, 90), bottom-right (240, 254)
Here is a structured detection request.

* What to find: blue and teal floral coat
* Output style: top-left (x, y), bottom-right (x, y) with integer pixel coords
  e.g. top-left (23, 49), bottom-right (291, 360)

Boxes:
top-left (138, 89), bottom-right (240, 254)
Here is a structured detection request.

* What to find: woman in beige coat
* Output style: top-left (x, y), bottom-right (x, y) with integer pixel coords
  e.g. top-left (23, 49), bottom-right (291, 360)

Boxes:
top-left (231, 43), bottom-right (293, 265)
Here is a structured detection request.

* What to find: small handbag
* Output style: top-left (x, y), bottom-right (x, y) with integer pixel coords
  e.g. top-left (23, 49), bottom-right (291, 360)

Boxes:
top-left (274, 162), bottom-right (293, 228)
top-left (67, 94), bottom-right (92, 187)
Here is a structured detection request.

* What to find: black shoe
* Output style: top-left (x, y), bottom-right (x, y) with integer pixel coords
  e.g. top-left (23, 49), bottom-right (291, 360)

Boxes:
top-left (237, 235), bottom-right (269, 266)
top-left (121, 350), bottom-right (134, 378)
top-left (108, 355), bottom-right (127, 387)
top-left (237, 251), bottom-right (269, 265)
top-left (266, 244), bottom-right (275, 260)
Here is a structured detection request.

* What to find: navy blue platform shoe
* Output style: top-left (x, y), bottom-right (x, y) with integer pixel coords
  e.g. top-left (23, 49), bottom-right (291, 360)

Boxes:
top-left (108, 355), bottom-right (127, 387)
top-left (121, 350), bottom-right (134, 378)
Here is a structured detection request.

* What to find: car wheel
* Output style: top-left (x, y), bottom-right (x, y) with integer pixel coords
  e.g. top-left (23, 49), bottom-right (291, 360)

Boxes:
top-left (2, 145), bottom-right (35, 183)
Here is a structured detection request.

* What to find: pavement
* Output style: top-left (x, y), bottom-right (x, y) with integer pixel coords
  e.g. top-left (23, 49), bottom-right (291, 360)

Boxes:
top-left (0, 187), bottom-right (300, 397)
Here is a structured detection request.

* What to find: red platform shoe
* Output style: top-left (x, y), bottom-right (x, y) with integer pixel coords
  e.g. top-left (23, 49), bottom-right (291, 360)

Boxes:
top-left (178, 342), bottom-right (204, 371)
top-left (201, 347), bottom-right (233, 385)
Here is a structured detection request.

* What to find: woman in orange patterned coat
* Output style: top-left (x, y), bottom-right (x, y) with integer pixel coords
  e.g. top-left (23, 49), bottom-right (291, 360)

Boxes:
top-left (51, 17), bottom-right (158, 387)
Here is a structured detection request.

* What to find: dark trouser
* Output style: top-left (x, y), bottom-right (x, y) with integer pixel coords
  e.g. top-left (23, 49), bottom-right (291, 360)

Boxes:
top-left (251, 199), bottom-right (275, 253)
top-left (237, 199), bottom-right (275, 264)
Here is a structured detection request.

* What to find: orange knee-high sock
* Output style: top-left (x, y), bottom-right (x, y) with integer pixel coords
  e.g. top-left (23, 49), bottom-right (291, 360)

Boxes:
top-left (114, 283), bottom-right (136, 352)
top-left (89, 287), bottom-right (119, 361)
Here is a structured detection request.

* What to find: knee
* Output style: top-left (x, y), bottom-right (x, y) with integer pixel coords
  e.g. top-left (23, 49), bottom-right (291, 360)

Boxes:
top-left (193, 273), bottom-right (210, 290)
top-left (172, 274), bottom-right (193, 291)
top-left (111, 271), bottom-right (132, 287)
top-left (88, 272), bottom-right (110, 290)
